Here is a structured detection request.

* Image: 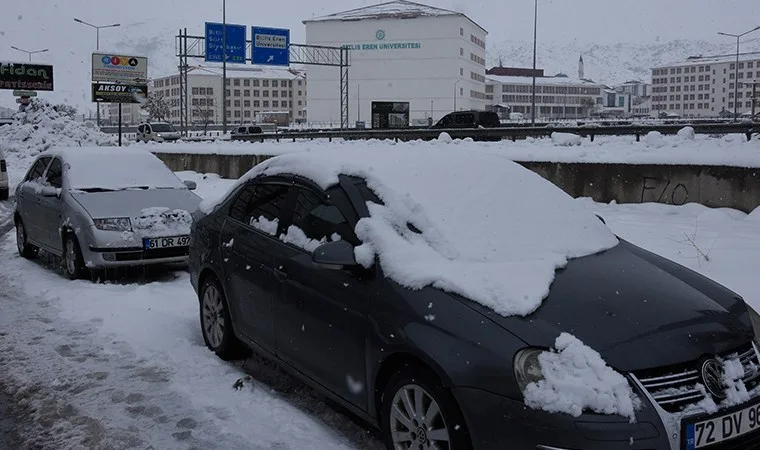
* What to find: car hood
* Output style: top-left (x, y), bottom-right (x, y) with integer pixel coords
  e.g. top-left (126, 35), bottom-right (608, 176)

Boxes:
top-left (71, 188), bottom-right (201, 219)
top-left (464, 240), bottom-right (753, 373)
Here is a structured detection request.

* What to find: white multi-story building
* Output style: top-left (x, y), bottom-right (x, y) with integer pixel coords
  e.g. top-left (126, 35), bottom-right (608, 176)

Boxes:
top-left (303, 0), bottom-right (488, 126)
top-left (104, 103), bottom-right (145, 126)
top-left (486, 70), bottom-right (603, 119)
top-left (651, 52), bottom-right (760, 117)
top-left (150, 67), bottom-right (307, 125)
top-left (613, 80), bottom-right (650, 98)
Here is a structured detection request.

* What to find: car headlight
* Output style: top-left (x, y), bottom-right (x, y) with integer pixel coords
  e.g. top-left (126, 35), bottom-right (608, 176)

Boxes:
top-left (514, 347), bottom-right (545, 393)
top-left (93, 218), bottom-right (132, 232)
top-left (748, 305), bottom-right (760, 340)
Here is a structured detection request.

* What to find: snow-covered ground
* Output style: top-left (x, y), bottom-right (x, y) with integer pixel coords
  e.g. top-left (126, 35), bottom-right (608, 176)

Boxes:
top-left (133, 131), bottom-right (760, 168)
top-left (1, 168), bottom-right (759, 449)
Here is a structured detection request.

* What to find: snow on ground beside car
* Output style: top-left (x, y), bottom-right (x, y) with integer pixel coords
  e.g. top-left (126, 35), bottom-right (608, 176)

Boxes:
top-left (143, 131), bottom-right (760, 167)
top-left (524, 332), bottom-right (640, 422)
top-left (0, 101), bottom-right (117, 189)
top-left (224, 146), bottom-right (618, 317)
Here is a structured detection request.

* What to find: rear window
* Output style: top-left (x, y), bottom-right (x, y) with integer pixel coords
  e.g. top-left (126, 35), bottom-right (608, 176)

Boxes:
top-left (480, 113), bottom-right (501, 127)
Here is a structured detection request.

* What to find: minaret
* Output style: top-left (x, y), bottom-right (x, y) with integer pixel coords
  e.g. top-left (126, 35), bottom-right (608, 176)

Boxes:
top-left (578, 55), bottom-right (585, 80)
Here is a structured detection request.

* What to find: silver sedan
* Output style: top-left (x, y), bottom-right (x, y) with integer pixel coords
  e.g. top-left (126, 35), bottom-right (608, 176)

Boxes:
top-left (14, 147), bottom-right (201, 279)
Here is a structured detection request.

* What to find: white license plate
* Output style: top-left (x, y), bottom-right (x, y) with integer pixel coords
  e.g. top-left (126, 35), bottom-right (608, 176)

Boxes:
top-left (686, 402), bottom-right (760, 448)
top-left (143, 235), bottom-right (190, 250)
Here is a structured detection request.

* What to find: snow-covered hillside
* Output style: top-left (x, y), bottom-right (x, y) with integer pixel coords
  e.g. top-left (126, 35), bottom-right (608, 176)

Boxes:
top-left (489, 38), bottom-right (760, 85)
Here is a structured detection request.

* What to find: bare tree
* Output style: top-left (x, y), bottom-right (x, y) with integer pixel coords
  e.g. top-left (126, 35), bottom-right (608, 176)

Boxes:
top-left (193, 95), bottom-right (215, 135)
top-left (142, 93), bottom-right (171, 122)
top-left (53, 103), bottom-right (78, 119)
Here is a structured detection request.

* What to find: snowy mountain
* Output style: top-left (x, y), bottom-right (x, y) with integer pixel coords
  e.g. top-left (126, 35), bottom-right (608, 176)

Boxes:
top-left (488, 37), bottom-right (760, 85)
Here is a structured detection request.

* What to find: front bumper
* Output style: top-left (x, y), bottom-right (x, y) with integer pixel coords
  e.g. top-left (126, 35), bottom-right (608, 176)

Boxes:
top-left (453, 386), bottom-right (668, 450)
top-left (83, 244), bottom-right (189, 268)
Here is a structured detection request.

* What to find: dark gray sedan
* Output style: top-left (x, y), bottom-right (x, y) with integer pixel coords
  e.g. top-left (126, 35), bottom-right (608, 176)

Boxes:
top-left (15, 147), bottom-right (201, 279)
top-left (189, 149), bottom-right (760, 450)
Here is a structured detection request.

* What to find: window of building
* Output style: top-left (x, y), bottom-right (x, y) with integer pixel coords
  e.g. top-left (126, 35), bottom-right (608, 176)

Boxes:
top-left (254, 100), bottom-right (260, 107)
top-left (272, 90), bottom-right (279, 97)
top-left (244, 100), bottom-right (250, 107)
top-left (233, 79), bottom-right (240, 86)
top-left (297, 80), bottom-right (302, 86)
top-left (244, 90), bottom-right (250, 96)
top-left (263, 101), bottom-right (269, 108)
top-left (263, 80), bottom-right (270, 87)
top-left (272, 100), bottom-right (278, 107)
top-left (234, 100), bottom-right (241, 107)
top-left (234, 110), bottom-right (241, 117)
top-left (234, 89), bottom-right (241, 96)
top-left (208, 98), bottom-right (214, 106)
top-left (730, 63), bottom-right (736, 70)
top-left (226, 89), bottom-right (230, 97)
top-left (263, 90), bottom-right (269, 97)
top-left (253, 80), bottom-right (260, 87)
top-left (226, 100), bottom-right (231, 107)
top-left (739, 63), bottom-right (745, 69)
top-left (192, 87), bottom-right (199, 95)
top-left (730, 73), bottom-right (735, 80)
top-left (282, 90), bottom-right (288, 97)
top-left (460, 27), bottom-right (463, 36)
top-left (244, 110), bottom-right (251, 117)
top-left (297, 90), bottom-right (302, 96)
top-left (244, 79), bottom-right (250, 87)
top-left (254, 90), bottom-right (260, 97)
top-left (207, 88), bottom-right (214, 95)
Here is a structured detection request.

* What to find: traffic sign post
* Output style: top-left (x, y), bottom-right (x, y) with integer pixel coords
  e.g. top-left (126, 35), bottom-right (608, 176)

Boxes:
top-left (205, 22), bottom-right (246, 63)
top-left (251, 26), bottom-right (290, 66)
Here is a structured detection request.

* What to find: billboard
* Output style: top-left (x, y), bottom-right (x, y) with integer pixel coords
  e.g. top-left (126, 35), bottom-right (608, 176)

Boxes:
top-left (92, 83), bottom-right (148, 103)
top-left (0, 62), bottom-right (54, 91)
top-left (92, 53), bottom-right (148, 84)
top-left (205, 22), bottom-right (246, 63)
top-left (252, 26), bottom-right (289, 66)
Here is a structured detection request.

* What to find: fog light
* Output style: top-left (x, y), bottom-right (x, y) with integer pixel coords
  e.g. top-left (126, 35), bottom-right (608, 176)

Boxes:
top-left (102, 252), bottom-right (116, 261)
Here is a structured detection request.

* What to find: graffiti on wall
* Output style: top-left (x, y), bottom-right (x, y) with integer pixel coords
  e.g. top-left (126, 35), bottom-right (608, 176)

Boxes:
top-left (641, 177), bottom-right (690, 205)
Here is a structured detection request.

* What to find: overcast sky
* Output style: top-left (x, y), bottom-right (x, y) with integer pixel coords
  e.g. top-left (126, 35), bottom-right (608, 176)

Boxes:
top-left (1, 0), bottom-right (758, 111)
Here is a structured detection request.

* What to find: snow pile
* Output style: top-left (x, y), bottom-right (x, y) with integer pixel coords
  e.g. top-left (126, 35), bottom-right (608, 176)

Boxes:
top-left (677, 126), bottom-right (696, 140)
top-left (523, 333), bottom-right (640, 422)
top-left (280, 225), bottom-right (324, 253)
top-left (132, 207), bottom-right (193, 237)
top-left (645, 131), bottom-right (667, 148)
top-left (551, 132), bottom-right (581, 147)
top-left (721, 357), bottom-right (752, 407)
top-left (250, 216), bottom-right (279, 235)
top-left (0, 100), bottom-right (117, 186)
top-left (436, 132), bottom-right (453, 143)
top-left (223, 145), bottom-right (618, 317)
top-left (748, 206), bottom-right (760, 222)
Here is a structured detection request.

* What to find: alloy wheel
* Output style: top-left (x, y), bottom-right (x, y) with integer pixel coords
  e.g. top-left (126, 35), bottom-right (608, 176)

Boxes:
top-left (65, 238), bottom-right (77, 276)
top-left (202, 284), bottom-right (225, 349)
top-left (390, 384), bottom-right (451, 450)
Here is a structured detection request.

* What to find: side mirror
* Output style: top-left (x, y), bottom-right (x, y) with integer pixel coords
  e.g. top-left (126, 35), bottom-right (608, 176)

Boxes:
top-left (312, 240), bottom-right (358, 269)
top-left (40, 186), bottom-right (59, 197)
top-left (183, 180), bottom-right (197, 190)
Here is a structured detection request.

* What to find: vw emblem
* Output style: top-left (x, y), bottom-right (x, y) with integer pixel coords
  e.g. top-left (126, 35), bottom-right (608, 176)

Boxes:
top-left (376, 29), bottom-right (385, 40)
top-left (701, 359), bottom-right (726, 399)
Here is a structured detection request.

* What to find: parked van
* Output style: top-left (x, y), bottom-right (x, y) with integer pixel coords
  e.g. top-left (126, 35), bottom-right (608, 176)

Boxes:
top-left (432, 110), bottom-right (501, 129)
top-left (136, 122), bottom-right (181, 143)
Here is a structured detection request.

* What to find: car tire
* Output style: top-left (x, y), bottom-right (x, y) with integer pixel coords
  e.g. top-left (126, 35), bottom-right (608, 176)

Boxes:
top-left (199, 276), bottom-right (248, 361)
top-left (380, 364), bottom-right (472, 450)
top-left (15, 218), bottom-right (38, 259)
top-left (62, 233), bottom-right (86, 280)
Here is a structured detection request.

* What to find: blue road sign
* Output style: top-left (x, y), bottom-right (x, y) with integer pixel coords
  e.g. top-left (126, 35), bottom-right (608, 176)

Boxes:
top-left (205, 22), bottom-right (246, 64)
top-left (251, 26), bottom-right (290, 66)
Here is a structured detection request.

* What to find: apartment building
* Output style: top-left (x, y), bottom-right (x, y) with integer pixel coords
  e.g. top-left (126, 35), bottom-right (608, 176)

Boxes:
top-left (651, 52), bottom-right (760, 117)
top-left (151, 67), bottom-right (307, 125)
top-left (486, 68), bottom-right (603, 119)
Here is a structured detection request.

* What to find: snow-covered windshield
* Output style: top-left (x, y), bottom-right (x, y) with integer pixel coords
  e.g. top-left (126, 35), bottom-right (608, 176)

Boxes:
top-left (229, 144), bottom-right (619, 317)
top-left (62, 147), bottom-right (185, 191)
top-left (150, 124), bottom-right (176, 133)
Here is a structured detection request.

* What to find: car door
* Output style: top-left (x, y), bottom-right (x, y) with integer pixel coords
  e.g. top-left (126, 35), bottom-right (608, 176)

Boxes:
top-left (16, 156), bottom-right (52, 245)
top-left (219, 178), bottom-right (292, 354)
top-left (272, 182), bottom-right (371, 408)
top-left (37, 157), bottom-right (64, 252)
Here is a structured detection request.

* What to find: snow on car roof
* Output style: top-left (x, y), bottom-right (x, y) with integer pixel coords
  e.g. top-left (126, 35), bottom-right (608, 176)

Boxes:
top-left (42, 147), bottom-right (185, 191)
top-left (211, 141), bottom-right (618, 316)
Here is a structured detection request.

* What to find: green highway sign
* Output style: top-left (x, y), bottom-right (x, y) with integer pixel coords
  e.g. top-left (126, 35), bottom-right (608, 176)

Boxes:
top-left (12, 90), bottom-right (37, 97)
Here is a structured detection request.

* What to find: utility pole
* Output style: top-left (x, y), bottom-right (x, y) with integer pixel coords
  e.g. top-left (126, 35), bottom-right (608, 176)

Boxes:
top-left (222, 0), bottom-right (228, 134)
top-left (74, 18), bottom-right (121, 127)
top-left (717, 26), bottom-right (760, 121)
top-left (530, 0), bottom-right (538, 126)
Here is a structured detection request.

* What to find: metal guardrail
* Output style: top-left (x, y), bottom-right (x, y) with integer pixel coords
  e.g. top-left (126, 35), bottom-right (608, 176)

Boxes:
top-left (231, 122), bottom-right (758, 143)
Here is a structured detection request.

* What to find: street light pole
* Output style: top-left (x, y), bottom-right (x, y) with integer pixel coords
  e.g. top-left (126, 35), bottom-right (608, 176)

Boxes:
top-left (74, 18), bottom-right (120, 127)
top-left (718, 26), bottom-right (760, 121)
top-left (222, 0), bottom-right (228, 134)
top-left (10, 46), bottom-right (49, 62)
top-left (531, 0), bottom-right (538, 126)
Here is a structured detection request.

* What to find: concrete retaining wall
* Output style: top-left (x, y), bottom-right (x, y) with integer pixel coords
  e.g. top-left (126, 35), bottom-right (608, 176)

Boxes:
top-left (155, 152), bottom-right (760, 213)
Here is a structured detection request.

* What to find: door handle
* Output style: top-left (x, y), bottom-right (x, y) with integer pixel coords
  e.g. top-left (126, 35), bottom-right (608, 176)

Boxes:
top-left (273, 265), bottom-right (288, 281)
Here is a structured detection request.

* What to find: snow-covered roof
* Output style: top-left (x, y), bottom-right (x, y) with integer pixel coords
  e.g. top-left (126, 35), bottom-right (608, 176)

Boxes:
top-left (304, 0), bottom-right (486, 33)
top-left (201, 144), bottom-right (617, 317)
top-left (487, 75), bottom-right (601, 87)
top-left (655, 52), bottom-right (760, 69)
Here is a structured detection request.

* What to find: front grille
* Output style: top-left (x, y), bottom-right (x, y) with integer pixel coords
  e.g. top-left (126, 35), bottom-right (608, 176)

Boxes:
top-left (635, 343), bottom-right (760, 414)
